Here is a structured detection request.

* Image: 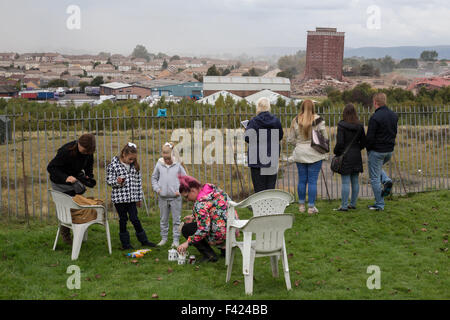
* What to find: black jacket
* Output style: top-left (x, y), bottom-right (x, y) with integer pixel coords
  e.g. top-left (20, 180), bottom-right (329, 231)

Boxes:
top-left (333, 121), bottom-right (366, 175)
top-left (47, 141), bottom-right (94, 185)
top-left (366, 106), bottom-right (398, 153)
top-left (244, 111), bottom-right (283, 168)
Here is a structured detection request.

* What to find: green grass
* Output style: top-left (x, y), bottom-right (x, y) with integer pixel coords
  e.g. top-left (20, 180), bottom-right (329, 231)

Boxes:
top-left (0, 190), bottom-right (449, 300)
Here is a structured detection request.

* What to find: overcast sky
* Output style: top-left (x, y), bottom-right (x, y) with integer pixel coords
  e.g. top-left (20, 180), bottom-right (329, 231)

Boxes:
top-left (0, 0), bottom-right (449, 56)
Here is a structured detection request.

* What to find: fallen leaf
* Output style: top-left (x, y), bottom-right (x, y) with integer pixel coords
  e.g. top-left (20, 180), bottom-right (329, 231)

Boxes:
top-left (50, 263), bottom-right (58, 267)
top-left (434, 270), bottom-right (439, 275)
top-left (71, 293), bottom-right (78, 297)
top-left (194, 266), bottom-right (200, 271)
top-left (155, 258), bottom-right (160, 262)
top-left (288, 253), bottom-right (294, 259)
top-left (423, 222), bottom-right (429, 226)
top-left (295, 270), bottom-right (301, 275)
top-left (100, 292), bottom-right (106, 297)
top-left (167, 267), bottom-right (173, 274)
top-left (152, 293), bottom-right (158, 299)
top-left (157, 276), bottom-right (162, 281)
top-left (309, 257), bottom-right (315, 261)
top-left (352, 229), bottom-right (357, 232)
top-left (85, 277), bottom-right (91, 281)
top-left (233, 280), bottom-right (240, 286)
top-left (294, 280), bottom-right (301, 287)
top-left (295, 232), bottom-right (299, 236)
top-left (421, 228), bottom-right (427, 232)
top-left (95, 274), bottom-right (101, 279)
top-left (444, 240), bottom-right (448, 243)
top-left (131, 259), bottom-right (139, 264)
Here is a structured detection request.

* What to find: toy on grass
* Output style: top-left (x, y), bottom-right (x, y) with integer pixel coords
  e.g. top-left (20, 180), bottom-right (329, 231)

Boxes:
top-left (127, 249), bottom-right (152, 258)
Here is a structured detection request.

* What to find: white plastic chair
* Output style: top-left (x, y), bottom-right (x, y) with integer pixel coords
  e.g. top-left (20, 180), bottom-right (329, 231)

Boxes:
top-left (226, 189), bottom-right (294, 266)
top-left (225, 214), bottom-right (294, 295)
top-left (49, 189), bottom-right (112, 260)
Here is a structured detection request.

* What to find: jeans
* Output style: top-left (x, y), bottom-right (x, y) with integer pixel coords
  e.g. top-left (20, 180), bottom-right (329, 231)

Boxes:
top-left (114, 202), bottom-right (144, 234)
top-left (341, 173), bottom-right (359, 209)
top-left (296, 160), bottom-right (322, 207)
top-left (368, 151), bottom-right (393, 209)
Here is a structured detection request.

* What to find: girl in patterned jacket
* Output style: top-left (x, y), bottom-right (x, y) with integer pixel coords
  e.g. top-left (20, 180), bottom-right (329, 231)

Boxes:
top-left (176, 175), bottom-right (231, 263)
top-left (106, 142), bottom-right (156, 250)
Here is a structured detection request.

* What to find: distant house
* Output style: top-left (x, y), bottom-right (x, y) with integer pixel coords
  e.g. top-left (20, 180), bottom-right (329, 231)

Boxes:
top-left (407, 77), bottom-right (450, 93)
top-left (0, 85), bottom-right (18, 97)
top-left (0, 52), bottom-right (16, 60)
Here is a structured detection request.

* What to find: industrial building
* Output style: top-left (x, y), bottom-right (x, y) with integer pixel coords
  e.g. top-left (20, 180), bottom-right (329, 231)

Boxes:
top-left (100, 82), bottom-right (151, 100)
top-left (203, 76), bottom-right (291, 98)
top-left (304, 27), bottom-right (345, 81)
top-left (150, 82), bottom-right (203, 98)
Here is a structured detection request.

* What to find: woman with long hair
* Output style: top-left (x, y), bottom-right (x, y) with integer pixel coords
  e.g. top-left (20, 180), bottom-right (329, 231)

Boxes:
top-left (47, 133), bottom-right (97, 244)
top-left (287, 100), bottom-right (328, 214)
top-left (333, 104), bottom-right (366, 211)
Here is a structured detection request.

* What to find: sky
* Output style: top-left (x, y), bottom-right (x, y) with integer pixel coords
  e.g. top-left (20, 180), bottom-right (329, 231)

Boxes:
top-left (0, 0), bottom-right (449, 57)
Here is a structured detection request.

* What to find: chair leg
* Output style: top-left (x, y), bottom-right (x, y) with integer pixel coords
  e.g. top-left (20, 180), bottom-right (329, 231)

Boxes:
top-left (71, 225), bottom-right (86, 260)
top-left (225, 226), bottom-right (231, 266)
top-left (281, 250), bottom-right (291, 291)
top-left (270, 256), bottom-right (279, 278)
top-left (226, 247), bottom-right (236, 282)
top-left (83, 230), bottom-right (88, 242)
top-left (244, 251), bottom-right (255, 295)
top-left (105, 221), bottom-right (112, 255)
top-left (53, 224), bottom-right (61, 251)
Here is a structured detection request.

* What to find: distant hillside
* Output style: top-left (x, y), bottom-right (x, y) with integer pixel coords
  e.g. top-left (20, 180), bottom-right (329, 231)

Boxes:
top-left (344, 46), bottom-right (450, 60)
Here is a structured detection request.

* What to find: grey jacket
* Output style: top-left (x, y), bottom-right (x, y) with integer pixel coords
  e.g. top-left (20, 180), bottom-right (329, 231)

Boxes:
top-left (151, 158), bottom-right (186, 198)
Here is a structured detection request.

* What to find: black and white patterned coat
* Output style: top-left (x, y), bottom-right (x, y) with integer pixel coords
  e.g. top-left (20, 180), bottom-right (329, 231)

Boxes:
top-left (106, 156), bottom-right (143, 203)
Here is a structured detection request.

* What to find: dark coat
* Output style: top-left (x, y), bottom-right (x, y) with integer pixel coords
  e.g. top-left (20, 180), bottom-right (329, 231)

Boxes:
top-left (47, 140), bottom-right (94, 184)
top-left (366, 105), bottom-right (398, 153)
top-left (244, 111), bottom-right (283, 168)
top-left (333, 121), bottom-right (366, 175)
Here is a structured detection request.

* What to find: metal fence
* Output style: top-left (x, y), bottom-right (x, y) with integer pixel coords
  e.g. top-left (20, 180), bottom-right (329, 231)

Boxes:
top-left (0, 105), bottom-right (449, 221)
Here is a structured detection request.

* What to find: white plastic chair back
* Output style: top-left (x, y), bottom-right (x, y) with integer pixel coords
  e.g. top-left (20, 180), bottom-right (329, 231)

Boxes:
top-left (49, 189), bottom-right (76, 225)
top-left (233, 189), bottom-right (294, 214)
top-left (242, 214), bottom-right (294, 253)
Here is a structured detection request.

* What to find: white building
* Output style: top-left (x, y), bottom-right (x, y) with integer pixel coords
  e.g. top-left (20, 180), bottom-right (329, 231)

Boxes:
top-left (197, 90), bottom-right (243, 105)
top-left (245, 89), bottom-right (293, 105)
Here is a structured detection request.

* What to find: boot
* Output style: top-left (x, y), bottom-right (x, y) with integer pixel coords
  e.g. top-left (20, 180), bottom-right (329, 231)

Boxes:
top-left (193, 240), bottom-right (218, 263)
top-left (119, 231), bottom-right (133, 250)
top-left (60, 226), bottom-right (72, 245)
top-left (136, 230), bottom-right (156, 247)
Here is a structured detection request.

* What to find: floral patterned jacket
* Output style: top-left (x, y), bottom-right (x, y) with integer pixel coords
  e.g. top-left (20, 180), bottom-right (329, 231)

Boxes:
top-left (187, 184), bottom-right (231, 246)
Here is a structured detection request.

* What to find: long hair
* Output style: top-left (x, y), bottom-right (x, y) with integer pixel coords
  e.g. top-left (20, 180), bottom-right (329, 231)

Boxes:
top-left (68, 133), bottom-right (96, 156)
top-left (296, 99), bottom-right (316, 139)
top-left (178, 175), bottom-right (202, 194)
top-left (120, 143), bottom-right (140, 171)
top-left (342, 104), bottom-right (360, 124)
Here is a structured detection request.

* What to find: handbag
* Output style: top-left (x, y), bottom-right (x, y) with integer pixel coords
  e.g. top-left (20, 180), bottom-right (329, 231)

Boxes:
top-left (311, 126), bottom-right (329, 154)
top-left (331, 128), bottom-right (360, 174)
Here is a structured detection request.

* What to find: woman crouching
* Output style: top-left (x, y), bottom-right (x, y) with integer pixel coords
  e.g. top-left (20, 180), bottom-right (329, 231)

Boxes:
top-left (177, 175), bottom-right (230, 263)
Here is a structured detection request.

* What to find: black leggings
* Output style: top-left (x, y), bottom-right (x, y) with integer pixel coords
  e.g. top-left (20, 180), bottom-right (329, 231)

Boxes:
top-left (114, 202), bottom-right (144, 234)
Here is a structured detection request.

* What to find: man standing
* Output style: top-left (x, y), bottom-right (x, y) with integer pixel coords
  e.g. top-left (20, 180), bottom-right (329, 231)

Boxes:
top-left (366, 93), bottom-right (398, 211)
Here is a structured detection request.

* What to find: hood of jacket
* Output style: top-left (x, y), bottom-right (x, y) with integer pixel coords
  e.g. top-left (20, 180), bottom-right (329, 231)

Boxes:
top-left (338, 120), bottom-right (362, 132)
top-left (252, 111), bottom-right (280, 129)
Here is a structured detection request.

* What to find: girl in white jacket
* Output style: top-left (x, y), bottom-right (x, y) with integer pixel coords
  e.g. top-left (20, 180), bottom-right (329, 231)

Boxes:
top-left (151, 142), bottom-right (187, 247)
